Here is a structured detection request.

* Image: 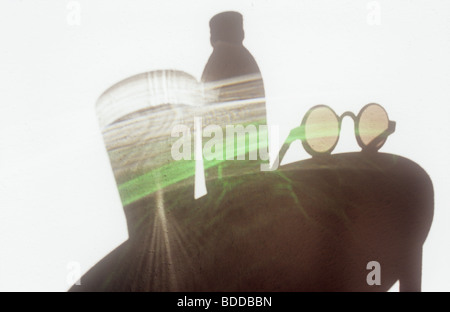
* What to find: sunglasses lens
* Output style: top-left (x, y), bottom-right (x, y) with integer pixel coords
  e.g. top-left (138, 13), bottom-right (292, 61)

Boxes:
top-left (304, 106), bottom-right (339, 154)
top-left (358, 104), bottom-right (389, 148)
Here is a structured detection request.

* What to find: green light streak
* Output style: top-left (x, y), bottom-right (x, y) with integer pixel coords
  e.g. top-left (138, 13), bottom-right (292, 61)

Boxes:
top-left (114, 118), bottom-right (385, 206)
top-left (116, 119), bottom-right (269, 206)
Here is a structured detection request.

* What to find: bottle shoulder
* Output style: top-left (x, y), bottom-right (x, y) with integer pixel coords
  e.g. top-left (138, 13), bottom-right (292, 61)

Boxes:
top-left (202, 42), bottom-right (261, 82)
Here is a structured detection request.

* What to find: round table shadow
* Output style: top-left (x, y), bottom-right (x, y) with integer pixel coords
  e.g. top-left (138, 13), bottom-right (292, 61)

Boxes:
top-left (69, 152), bottom-right (434, 292)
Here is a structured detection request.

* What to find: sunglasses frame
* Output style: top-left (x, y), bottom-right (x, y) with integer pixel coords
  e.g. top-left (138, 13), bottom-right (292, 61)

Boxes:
top-left (300, 103), bottom-right (396, 157)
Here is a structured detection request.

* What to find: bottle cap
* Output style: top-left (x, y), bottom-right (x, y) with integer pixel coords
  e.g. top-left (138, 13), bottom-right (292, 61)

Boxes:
top-left (209, 11), bottom-right (244, 46)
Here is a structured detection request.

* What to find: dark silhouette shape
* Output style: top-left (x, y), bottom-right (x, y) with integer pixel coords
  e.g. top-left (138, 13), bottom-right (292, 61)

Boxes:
top-left (70, 12), bottom-right (434, 292)
top-left (202, 11), bottom-right (263, 86)
top-left (70, 152), bottom-right (433, 292)
top-left (200, 11), bottom-right (268, 181)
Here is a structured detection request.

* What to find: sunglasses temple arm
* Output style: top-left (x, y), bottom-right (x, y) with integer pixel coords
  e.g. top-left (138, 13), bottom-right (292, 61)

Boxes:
top-left (366, 121), bottom-right (396, 150)
top-left (276, 142), bottom-right (290, 167)
top-left (271, 126), bottom-right (302, 169)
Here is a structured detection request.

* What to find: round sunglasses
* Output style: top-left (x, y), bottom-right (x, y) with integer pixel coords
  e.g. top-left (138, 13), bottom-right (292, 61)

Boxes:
top-left (300, 103), bottom-right (396, 156)
top-left (277, 103), bottom-right (396, 163)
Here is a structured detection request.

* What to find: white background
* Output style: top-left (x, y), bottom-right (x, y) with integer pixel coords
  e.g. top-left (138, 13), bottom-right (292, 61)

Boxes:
top-left (0, 0), bottom-right (449, 291)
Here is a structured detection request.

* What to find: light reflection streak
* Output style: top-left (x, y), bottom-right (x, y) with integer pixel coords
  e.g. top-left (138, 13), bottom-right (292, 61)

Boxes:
top-left (155, 188), bottom-right (177, 291)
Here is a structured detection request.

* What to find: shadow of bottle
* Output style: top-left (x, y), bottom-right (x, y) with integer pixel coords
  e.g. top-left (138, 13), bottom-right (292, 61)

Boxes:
top-left (200, 11), bottom-right (269, 183)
